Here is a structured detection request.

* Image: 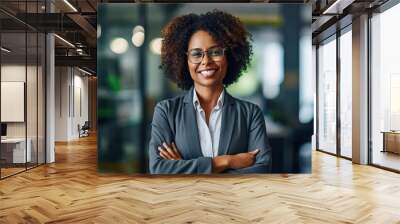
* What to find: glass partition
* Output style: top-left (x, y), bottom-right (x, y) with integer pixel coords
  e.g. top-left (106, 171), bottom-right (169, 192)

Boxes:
top-left (1, 30), bottom-right (28, 177)
top-left (317, 36), bottom-right (337, 154)
top-left (0, 1), bottom-right (46, 179)
top-left (339, 28), bottom-right (352, 158)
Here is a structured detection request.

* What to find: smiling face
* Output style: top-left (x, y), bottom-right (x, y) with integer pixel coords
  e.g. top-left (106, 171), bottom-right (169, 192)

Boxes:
top-left (187, 30), bottom-right (227, 89)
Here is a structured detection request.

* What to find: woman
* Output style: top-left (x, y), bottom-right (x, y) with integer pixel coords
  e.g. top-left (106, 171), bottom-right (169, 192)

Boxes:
top-left (149, 10), bottom-right (271, 174)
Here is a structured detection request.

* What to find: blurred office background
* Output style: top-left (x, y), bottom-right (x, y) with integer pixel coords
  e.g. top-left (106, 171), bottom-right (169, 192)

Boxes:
top-left (97, 3), bottom-right (313, 174)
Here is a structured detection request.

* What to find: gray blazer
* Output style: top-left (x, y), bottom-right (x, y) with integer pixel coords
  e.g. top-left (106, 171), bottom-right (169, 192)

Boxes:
top-left (148, 87), bottom-right (272, 174)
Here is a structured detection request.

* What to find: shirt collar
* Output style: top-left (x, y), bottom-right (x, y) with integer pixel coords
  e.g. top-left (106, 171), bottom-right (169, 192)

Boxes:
top-left (193, 88), bottom-right (225, 111)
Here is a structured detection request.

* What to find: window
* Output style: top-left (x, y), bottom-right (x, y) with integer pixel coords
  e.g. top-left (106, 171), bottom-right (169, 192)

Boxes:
top-left (339, 28), bottom-right (352, 158)
top-left (370, 3), bottom-right (400, 171)
top-left (317, 36), bottom-right (337, 154)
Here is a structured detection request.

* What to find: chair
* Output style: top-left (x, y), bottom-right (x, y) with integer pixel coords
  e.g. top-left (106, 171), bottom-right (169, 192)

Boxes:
top-left (78, 121), bottom-right (90, 138)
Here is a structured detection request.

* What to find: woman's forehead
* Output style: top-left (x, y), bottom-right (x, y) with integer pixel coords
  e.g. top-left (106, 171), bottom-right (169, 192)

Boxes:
top-left (188, 30), bottom-right (219, 49)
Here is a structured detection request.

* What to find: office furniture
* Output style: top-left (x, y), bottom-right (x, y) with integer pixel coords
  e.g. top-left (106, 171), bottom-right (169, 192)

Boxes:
top-left (1, 138), bottom-right (32, 164)
top-left (382, 131), bottom-right (400, 154)
top-left (79, 121), bottom-right (90, 138)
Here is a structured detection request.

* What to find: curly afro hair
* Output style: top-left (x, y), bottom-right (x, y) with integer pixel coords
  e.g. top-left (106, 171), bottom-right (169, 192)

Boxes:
top-left (160, 10), bottom-right (253, 90)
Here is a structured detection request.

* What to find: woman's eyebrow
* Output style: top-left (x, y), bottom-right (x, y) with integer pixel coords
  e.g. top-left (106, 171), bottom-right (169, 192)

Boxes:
top-left (188, 45), bottom-right (220, 51)
top-left (188, 47), bottom-right (202, 51)
top-left (207, 45), bottom-right (220, 49)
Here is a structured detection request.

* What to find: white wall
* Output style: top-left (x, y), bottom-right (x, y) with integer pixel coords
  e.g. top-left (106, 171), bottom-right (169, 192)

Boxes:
top-left (55, 67), bottom-right (89, 141)
top-left (55, 67), bottom-right (69, 141)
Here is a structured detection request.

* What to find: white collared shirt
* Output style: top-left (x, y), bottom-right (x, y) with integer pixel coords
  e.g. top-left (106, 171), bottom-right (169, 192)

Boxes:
top-left (193, 88), bottom-right (224, 158)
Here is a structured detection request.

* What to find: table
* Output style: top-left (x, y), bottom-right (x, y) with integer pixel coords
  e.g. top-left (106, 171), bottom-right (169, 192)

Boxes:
top-left (381, 131), bottom-right (400, 154)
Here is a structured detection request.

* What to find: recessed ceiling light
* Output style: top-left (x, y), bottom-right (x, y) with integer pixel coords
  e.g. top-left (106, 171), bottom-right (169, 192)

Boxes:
top-left (110, 37), bottom-right (129, 54)
top-left (132, 25), bottom-right (145, 47)
top-left (150, 38), bottom-right (162, 55)
top-left (132, 32), bottom-right (145, 47)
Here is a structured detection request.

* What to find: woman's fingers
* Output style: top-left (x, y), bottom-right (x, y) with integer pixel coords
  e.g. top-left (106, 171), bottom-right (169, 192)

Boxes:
top-left (158, 148), bottom-right (167, 159)
top-left (160, 144), bottom-right (175, 159)
top-left (158, 142), bottom-right (182, 160)
top-left (249, 149), bottom-right (260, 155)
top-left (162, 142), bottom-right (179, 159)
top-left (171, 142), bottom-right (182, 159)
top-left (158, 146), bottom-right (173, 160)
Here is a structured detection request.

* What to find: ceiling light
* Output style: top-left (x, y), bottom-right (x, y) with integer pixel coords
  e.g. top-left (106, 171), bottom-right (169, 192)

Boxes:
top-left (78, 67), bottom-right (92, 76)
top-left (97, 24), bottom-right (101, 39)
top-left (1, 47), bottom-right (11, 53)
top-left (132, 25), bottom-right (145, 47)
top-left (110, 37), bottom-right (129, 54)
top-left (322, 0), bottom-right (353, 15)
top-left (322, 0), bottom-right (341, 14)
top-left (54, 34), bottom-right (75, 48)
top-left (150, 38), bottom-right (162, 55)
top-left (63, 0), bottom-right (78, 12)
top-left (76, 48), bottom-right (84, 55)
top-left (133, 25), bottom-right (144, 34)
top-left (132, 32), bottom-right (145, 47)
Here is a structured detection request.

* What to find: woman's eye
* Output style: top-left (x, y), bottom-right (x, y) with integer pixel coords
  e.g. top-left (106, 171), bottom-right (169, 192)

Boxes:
top-left (191, 51), bottom-right (203, 57)
top-left (210, 49), bottom-right (222, 56)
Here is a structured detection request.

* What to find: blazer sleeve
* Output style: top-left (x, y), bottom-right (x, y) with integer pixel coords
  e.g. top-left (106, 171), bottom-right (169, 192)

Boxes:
top-left (225, 105), bottom-right (272, 174)
top-left (148, 102), bottom-right (213, 174)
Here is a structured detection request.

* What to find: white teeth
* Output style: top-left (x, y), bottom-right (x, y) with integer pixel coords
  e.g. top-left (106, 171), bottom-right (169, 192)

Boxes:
top-left (199, 69), bottom-right (216, 77)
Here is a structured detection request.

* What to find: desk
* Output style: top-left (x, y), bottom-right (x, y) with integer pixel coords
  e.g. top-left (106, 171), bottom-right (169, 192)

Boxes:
top-left (1, 138), bottom-right (31, 163)
top-left (382, 131), bottom-right (400, 154)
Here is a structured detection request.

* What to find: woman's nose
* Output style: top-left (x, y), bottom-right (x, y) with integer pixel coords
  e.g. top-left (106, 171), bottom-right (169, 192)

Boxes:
top-left (201, 53), bottom-right (210, 65)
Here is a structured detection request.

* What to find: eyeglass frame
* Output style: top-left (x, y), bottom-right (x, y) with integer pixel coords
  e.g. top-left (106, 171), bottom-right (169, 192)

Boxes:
top-left (185, 47), bottom-right (227, 64)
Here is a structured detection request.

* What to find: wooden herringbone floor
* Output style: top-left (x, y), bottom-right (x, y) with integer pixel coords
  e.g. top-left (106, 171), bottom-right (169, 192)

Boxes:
top-left (1, 135), bottom-right (400, 224)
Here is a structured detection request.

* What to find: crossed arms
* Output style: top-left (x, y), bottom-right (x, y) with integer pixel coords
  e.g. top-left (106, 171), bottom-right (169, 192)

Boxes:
top-left (157, 141), bottom-right (261, 173)
top-left (148, 102), bottom-right (271, 174)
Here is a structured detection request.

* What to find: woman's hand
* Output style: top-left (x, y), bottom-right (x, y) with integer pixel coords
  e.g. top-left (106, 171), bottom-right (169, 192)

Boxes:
top-left (212, 149), bottom-right (260, 173)
top-left (228, 149), bottom-right (259, 169)
top-left (158, 142), bottom-right (182, 160)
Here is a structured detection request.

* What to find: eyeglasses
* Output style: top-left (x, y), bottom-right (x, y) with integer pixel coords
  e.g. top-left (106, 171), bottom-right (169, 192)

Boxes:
top-left (186, 47), bottom-right (227, 64)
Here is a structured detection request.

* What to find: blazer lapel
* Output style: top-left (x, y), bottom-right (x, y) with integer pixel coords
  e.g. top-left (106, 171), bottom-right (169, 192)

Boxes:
top-left (183, 87), bottom-right (203, 158)
top-left (218, 91), bottom-right (235, 156)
